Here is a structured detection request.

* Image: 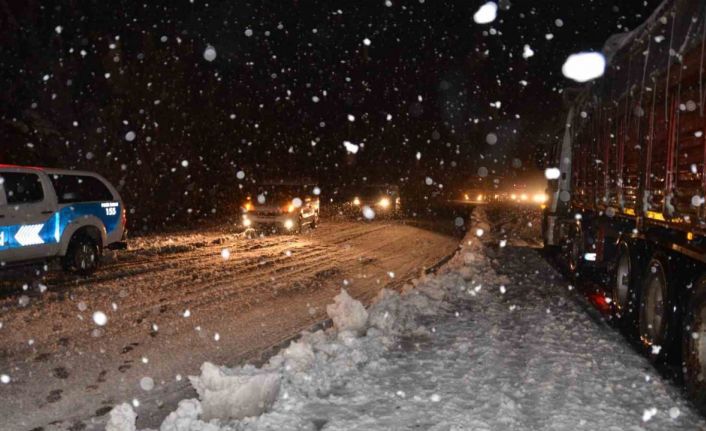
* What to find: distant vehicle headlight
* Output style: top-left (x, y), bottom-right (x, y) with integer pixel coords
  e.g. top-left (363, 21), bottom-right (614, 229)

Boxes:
top-left (476, 194), bottom-right (484, 201)
top-left (284, 219), bottom-right (294, 230)
top-left (285, 203), bottom-right (296, 213)
top-left (353, 197), bottom-right (361, 206)
top-left (243, 202), bottom-right (254, 212)
top-left (520, 193), bottom-right (528, 201)
top-left (532, 193), bottom-right (548, 204)
top-left (464, 194), bottom-right (470, 201)
top-left (242, 215), bottom-right (252, 227)
top-left (378, 197), bottom-right (391, 208)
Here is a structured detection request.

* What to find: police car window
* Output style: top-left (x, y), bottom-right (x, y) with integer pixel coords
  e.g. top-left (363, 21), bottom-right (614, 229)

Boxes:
top-left (1, 172), bottom-right (44, 205)
top-left (50, 175), bottom-right (114, 203)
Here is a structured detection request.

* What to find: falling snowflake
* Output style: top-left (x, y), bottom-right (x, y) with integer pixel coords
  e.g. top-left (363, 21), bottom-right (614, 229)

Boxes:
top-left (562, 52), bottom-right (606, 83)
top-left (140, 376), bottom-right (155, 391)
top-left (343, 141), bottom-right (359, 154)
top-left (642, 407), bottom-right (658, 422)
top-left (485, 133), bottom-right (498, 145)
top-left (545, 167), bottom-right (561, 180)
top-left (473, 2), bottom-right (498, 24)
top-left (203, 45), bottom-right (217, 62)
top-left (92, 311), bottom-right (108, 326)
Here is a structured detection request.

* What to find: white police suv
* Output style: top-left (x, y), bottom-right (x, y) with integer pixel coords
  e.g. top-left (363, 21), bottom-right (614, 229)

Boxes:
top-left (0, 165), bottom-right (127, 275)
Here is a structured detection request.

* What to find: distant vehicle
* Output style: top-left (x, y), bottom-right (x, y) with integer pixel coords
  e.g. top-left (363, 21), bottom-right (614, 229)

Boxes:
top-left (348, 185), bottom-right (401, 216)
top-left (0, 165), bottom-right (127, 275)
top-left (461, 189), bottom-right (488, 204)
top-left (242, 183), bottom-right (320, 233)
top-left (542, 1), bottom-right (706, 408)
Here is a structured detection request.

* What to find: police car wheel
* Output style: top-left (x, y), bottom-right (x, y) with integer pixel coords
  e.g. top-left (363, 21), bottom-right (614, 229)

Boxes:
top-left (64, 236), bottom-right (101, 275)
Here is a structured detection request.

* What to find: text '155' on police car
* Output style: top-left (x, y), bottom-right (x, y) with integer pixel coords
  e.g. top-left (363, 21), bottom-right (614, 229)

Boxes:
top-left (0, 165), bottom-right (127, 275)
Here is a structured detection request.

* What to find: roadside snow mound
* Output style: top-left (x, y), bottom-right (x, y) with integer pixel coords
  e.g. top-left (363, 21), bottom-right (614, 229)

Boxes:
top-left (109, 207), bottom-right (706, 430)
top-left (159, 399), bottom-right (213, 431)
top-left (106, 403), bottom-right (136, 431)
top-left (325, 288), bottom-right (368, 335)
top-left (108, 214), bottom-right (484, 431)
top-left (188, 362), bottom-right (281, 421)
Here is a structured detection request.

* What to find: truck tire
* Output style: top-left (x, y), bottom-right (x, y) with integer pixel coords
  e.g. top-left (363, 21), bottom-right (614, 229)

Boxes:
top-left (638, 254), bottom-right (678, 361)
top-left (683, 274), bottom-right (706, 411)
top-left (562, 225), bottom-right (583, 278)
top-left (611, 241), bottom-right (641, 333)
top-left (62, 234), bottom-right (101, 275)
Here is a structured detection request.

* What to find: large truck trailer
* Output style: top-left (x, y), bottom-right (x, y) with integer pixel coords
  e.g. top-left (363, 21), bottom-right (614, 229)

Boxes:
top-left (542, 0), bottom-right (706, 407)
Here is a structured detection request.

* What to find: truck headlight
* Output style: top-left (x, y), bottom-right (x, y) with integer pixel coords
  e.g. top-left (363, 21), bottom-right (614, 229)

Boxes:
top-left (378, 197), bottom-right (390, 208)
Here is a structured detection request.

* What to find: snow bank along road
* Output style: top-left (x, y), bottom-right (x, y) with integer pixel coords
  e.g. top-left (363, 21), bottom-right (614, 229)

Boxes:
top-left (109, 206), bottom-right (706, 430)
top-left (0, 217), bottom-right (460, 431)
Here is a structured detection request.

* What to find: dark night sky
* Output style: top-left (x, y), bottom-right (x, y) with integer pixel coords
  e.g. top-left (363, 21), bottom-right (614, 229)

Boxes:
top-left (0, 0), bottom-right (662, 228)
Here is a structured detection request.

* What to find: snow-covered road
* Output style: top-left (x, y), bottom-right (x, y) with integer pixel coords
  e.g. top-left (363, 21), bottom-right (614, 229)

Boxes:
top-left (108, 207), bottom-right (706, 430)
top-left (0, 218), bottom-right (460, 431)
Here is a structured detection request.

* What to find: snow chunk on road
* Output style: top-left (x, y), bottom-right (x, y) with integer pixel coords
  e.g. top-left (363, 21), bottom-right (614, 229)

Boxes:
top-left (326, 289), bottom-right (368, 335)
top-left (160, 399), bottom-right (209, 431)
top-left (105, 403), bottom-right (136, 431)
top-left (188, 362), bottom-right (280, 421)
top-left (282, 340), bottom-right (315, 371)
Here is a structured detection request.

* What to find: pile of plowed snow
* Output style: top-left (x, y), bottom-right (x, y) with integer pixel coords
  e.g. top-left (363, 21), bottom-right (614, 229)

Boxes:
top-left (108, 207), bottom-right (705, 431)
top-left (107, 209), bottom-right (503, 431)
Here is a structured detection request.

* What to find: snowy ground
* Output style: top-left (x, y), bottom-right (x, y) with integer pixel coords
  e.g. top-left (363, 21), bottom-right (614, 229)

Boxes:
top-left (108, 206), bottom-right (706, 431)
top-left (0, 217), bottom-right (460, 431)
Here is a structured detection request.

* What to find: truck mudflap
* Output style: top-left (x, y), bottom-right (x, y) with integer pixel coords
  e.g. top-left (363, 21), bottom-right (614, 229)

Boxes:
top-left (543, 214), bottom-right (558, 246)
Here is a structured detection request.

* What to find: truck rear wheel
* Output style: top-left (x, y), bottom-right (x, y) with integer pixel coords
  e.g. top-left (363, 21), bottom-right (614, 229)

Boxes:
top-left (683, 275), bottom-right (706, 411)
top-left (611, 241), bottom-right (641, 332)
top-left (62, 235), bottom-right (101, 275)
top-left (638, 254), bottom-right (677, 360)
top-left (562, 225), bottom-right (583, 278)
